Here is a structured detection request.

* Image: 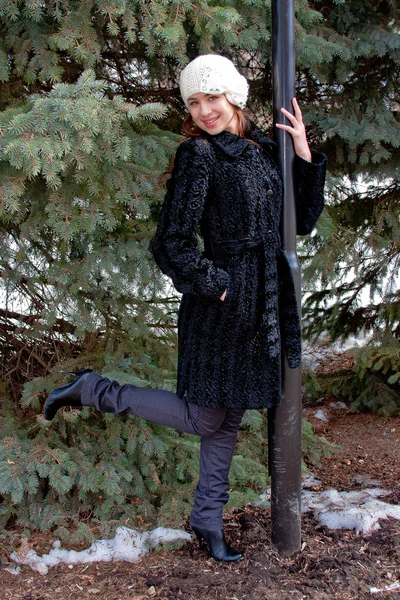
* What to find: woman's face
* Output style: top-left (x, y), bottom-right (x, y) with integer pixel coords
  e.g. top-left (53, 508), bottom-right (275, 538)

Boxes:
top-left (187, 93), bottom-right (238, 135)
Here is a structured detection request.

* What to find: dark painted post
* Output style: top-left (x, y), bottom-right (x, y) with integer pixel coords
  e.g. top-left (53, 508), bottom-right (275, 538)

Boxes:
top-left (269, 0), bottom-right (302, 555)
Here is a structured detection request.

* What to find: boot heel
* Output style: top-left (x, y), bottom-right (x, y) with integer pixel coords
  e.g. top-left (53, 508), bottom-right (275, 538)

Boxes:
top-left (191, 527), bottom-right (204, 544)
top-left (43, 370), bottom-right (93, 421)
top-left (190, 526), bottom-right (243, 562)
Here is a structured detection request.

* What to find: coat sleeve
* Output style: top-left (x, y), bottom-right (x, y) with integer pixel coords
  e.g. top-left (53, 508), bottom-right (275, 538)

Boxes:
top-left (152, 138), bottom-right (230, 299)
top-left (294, 150), bottom-right (327, 235)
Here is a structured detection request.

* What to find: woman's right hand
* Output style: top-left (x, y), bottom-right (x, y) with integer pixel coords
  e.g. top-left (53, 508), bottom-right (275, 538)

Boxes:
top-left (220, 289), bottom-right (227, 301)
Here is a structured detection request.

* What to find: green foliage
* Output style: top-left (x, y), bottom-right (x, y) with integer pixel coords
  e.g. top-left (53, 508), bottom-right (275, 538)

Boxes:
top-left (0, 397), bottom-right (275, 533)
top-left (0, 0), bottom-right (399, 538)
top-left (0, 395), bottom-right (331, 535)
top-left (0, 71), bottom-right (168, 215)
top-left (229, 411), bottom-right (270, 507)
top-left (297, 1), bottom-right (400, 413)
top-left (1, 69), bottom-right (180, 394)
top-left (301, 416), bottom-right (335, 468)
top-left (303, 339), bottom-right (400, 416)
top-left (302, 179), bottom-right (400, 342)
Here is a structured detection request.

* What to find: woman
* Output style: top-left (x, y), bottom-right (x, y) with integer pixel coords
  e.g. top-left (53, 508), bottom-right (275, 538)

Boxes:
top-left (44, 55), bottom-right (327, 562)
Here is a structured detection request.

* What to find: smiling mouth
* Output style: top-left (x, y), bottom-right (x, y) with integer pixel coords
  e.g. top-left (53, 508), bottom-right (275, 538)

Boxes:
top-left (202, 117), bottom-right (219, 127)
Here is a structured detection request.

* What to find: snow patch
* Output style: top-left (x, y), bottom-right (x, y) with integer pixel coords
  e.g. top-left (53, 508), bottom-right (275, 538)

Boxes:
top-left (302, 488), bottom-right (400, 533)
top-left (6, 485), bottom-right (400, 576)
top-left (9, 526), bottom-right (192, 575)
top-left (314, 408), bottom-right (329, 422)
top-left (257, 482), bottom-right (400, 535)
top-left (329, 401), bottom-right (347, 410)
top-left (4, 565), bottom-right (21, 576)
top-left (302, 474), bottom-right (322, 489)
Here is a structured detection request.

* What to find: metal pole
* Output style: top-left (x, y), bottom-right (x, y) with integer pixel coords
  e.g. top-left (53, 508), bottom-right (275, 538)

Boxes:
top-left (269, 0), bottom-right (302, 555)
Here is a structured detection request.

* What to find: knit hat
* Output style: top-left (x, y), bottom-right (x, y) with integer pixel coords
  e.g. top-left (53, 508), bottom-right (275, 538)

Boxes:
top-left (179, 55), bottom-right (249, 109)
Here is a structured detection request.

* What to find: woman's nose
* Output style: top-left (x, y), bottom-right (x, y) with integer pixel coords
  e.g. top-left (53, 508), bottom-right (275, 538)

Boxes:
top-left (200, 102), bottom-right (212, 117)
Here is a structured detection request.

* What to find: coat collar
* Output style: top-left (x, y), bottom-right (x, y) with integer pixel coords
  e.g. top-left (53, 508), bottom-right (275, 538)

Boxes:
top-left (248, 123), bottom-right (277, 156)
top-left (204, 122), bottom-right (277, 158)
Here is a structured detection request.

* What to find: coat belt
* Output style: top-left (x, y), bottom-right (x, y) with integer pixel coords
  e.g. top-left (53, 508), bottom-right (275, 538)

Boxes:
top-left (208, 233), bottom-right (301, 368)
top-left (209, 232), bottom-right (276, 256)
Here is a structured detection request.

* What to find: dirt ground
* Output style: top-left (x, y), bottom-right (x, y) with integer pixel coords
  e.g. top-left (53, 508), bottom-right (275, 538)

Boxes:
top-left (2, 403), bottom-right (400, 600)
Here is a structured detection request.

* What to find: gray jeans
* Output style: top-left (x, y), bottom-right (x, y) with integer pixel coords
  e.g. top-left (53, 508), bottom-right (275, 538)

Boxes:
top-left (82, 372), bottom-right (245, 529)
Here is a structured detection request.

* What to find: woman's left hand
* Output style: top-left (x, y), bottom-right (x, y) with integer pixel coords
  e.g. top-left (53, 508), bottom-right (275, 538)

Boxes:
top-left (276, 98), bottom-right (312, 162)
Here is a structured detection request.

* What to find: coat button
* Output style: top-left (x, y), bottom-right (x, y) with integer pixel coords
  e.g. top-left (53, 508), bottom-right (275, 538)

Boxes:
top-left (267, 189), bottom-right (274, 197)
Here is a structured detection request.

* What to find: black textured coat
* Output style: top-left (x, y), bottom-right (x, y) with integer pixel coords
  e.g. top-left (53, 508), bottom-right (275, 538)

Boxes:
top-left (152, 124), bottom-right (326, 409)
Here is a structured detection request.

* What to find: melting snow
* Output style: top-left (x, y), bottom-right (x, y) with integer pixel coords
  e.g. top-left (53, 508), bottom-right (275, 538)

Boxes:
top-left (9, 526), bottom-right (192, 575)
top-left (259, 477), bottom-right (400, 535)
top-left (314, 408), bottom-right (329, 422)
top-left (6, 479), bottom-right (400, 575)
top-left (329, 401), bottom-right (347, 410)
top-left (302, 487), bottom-right (400, 533)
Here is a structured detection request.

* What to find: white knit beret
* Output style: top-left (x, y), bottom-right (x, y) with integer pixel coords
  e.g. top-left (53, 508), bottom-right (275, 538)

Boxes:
top-left (179, 55), bottom-right (249, 109)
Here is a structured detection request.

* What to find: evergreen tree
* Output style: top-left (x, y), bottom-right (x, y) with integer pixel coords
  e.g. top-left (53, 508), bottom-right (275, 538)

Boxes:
top-left (299, 0), bottom-right (400, 413)
top-left (0, 0), bottom-right (399, 535)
